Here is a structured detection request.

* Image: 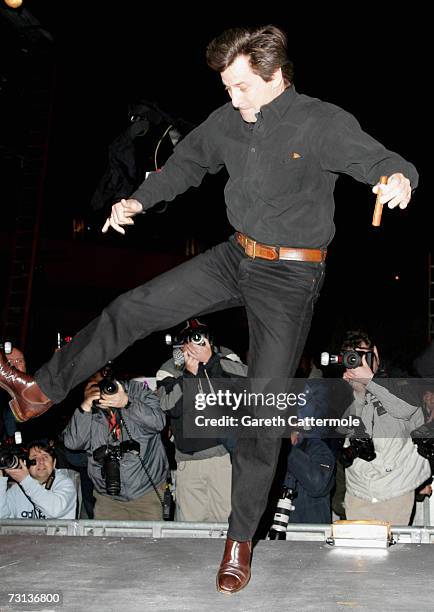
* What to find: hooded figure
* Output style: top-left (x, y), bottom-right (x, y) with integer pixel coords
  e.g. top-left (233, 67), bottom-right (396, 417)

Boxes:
top-left (91, 101), bottom-right (193, 213)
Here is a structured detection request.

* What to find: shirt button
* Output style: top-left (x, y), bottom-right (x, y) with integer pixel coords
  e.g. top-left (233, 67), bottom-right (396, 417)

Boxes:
top-left (251, 147), bottom-right (256, 153)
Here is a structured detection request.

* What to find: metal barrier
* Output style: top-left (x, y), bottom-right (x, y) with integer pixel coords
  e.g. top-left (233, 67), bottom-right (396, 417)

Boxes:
top-left (1, 519), bottom-right (434, 543)
top-left (0, 519), bottom-right (228, 539)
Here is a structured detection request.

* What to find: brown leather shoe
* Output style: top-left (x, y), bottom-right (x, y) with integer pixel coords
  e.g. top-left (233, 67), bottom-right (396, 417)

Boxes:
top-left (216, 538), bottom-right (252, 594)
top-left (0, 353), bottom-right (53, 422)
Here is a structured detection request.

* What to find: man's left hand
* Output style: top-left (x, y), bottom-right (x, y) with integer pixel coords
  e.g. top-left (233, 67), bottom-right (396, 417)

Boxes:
top-left (5, 459), bottom-right (29, 483)
top-left (98, 383), bottom-right (129, 409)
top-left (372, 172), bottom-right (412, 209)
top-left (101, 198), bottom-right (143, 234)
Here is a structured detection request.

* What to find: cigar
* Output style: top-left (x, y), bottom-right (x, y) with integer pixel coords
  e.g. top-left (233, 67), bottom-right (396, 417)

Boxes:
top-left (372, 175), bottom-right (388, 227)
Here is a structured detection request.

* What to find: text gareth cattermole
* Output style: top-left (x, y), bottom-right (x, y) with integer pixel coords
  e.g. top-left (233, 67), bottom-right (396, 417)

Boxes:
top-left (194, 390), bottom-right (307, 411)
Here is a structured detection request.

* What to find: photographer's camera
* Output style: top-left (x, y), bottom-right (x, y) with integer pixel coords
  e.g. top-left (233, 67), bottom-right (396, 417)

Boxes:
top-left (321, 350), bottom-right (374, 369)
top-left (165, 319), bottom-right (210, 369)
top-left (93, 440), bottom-right (140, 496)
top-left (340, 424), bottom-right (376, 468)
top-left (269, 485), bottom-right (297, 540)
top-left (0, 433), bottom-right (36, 470)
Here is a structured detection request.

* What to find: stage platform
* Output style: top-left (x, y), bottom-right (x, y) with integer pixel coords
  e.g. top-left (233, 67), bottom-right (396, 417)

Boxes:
top-left (0, 521), bottom-right (433, 611)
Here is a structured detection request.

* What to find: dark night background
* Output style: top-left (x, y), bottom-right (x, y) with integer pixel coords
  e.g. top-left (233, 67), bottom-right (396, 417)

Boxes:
top-left (0, 2), bottom-right (432, 382)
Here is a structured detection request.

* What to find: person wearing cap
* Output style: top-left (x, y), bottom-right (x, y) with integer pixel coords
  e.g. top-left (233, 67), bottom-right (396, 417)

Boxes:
top-left (156, 319), bottom-right (246, 523)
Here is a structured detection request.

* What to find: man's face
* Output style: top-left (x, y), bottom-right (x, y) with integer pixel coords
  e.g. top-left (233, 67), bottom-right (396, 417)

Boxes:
top-left (7, 348), bottom-right (26, 373)
top-left (28, 447), bottom-right (55, 484)
top-left (220, 55), bottom-right (285, 122)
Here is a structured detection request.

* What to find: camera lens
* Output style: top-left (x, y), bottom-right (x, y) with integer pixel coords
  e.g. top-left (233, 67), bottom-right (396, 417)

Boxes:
top-left (104, 456), bottom-right (121, 496)
top-left (0, 450), bottom-right (20, 470)
top-left (269, 487), bottom-right (296, 539)
top-left (342, 351), bottom-right (361, 369)
top-left (98, 379), bottom-right (118, 395)
top-left (190, 332), bottom-right (205, 345)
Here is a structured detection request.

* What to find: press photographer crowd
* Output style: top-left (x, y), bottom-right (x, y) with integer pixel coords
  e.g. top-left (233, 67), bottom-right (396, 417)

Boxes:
top-left (1, 326), bottom-right (434, 532)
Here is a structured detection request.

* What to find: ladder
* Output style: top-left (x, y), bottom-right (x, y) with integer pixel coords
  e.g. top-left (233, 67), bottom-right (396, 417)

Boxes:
top-left (2, 52), bottom-right (55, 348)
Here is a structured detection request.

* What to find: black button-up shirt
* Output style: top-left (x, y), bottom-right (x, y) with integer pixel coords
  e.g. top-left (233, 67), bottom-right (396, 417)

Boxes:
top-left (133, 86), bottom-right (418, 249)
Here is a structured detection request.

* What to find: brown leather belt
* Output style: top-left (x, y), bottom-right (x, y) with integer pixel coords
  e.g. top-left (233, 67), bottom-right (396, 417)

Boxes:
top-left (235, 232), bottom-right (326, 262)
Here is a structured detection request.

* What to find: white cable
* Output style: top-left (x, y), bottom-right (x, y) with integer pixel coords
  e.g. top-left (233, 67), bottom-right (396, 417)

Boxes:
top-left (154, 124), bottom-right (173, 170)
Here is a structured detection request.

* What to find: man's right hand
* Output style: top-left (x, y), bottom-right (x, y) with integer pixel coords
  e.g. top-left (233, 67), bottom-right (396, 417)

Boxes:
top-left (80, 381), bottom-right (101, 412)
top-left (5, 459), bottom-right (29, 483)
top-left (182, 339), bottom-right (213, 375)
top-left (183, 352), bottom-right (200, 376)
top-left (102, 198), bottom-right (143, 234)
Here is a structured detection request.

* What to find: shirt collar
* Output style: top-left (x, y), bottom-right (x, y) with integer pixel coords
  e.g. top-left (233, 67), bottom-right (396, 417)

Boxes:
top-left (257, 85), bottom-right (297, 122)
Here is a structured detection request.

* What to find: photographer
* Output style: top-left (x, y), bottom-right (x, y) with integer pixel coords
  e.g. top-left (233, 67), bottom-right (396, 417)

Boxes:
top-left (340, 330), bottom-right (430, 524)
top-left (276, 430), bottom-right (336, 531)
top-left (269, 369), bottom-right (336, 538)
top-left (0, 441), bottom-right (77, 519)
top-left (156, 319), bottom-right (246, 522)
top-left (62, 370), bottom-right (168, 520)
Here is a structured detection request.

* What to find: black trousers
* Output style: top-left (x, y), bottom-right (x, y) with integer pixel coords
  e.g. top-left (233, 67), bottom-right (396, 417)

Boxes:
top-left (36, 236), bottom-right (325, 539)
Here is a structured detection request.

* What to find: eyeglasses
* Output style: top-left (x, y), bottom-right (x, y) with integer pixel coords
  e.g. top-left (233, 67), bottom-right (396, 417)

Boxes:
top-left (7, 358), bottom-right (25, 365)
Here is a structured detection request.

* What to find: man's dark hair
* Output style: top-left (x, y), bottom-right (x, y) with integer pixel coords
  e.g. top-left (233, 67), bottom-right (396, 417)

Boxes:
top-left (206, 25), bottom-right (294, 86)
top-left (341, 330), bottom-right (374, 351)
top-left (28, 440), bottom-right (56, 461)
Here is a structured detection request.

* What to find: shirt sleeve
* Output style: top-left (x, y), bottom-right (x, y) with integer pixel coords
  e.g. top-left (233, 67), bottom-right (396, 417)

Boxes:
top-left (156, 370), bottom-right (183, 415)
top-left (19, 474), bottom-right (77, 519)
top-left (62, 408), bottom-right (93, 450)
top-left (123, 380), bottom-right (166, 433)
top-left (131, 110), bottom-right (225, 210)
top-left (367, 380), bottom-right (420, 420)
top-left (316, 109), bottom-right (419, 188)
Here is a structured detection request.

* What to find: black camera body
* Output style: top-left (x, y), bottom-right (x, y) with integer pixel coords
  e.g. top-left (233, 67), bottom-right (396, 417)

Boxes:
top-left (411, 422), bottom-right (434, 470)
top-left (321, 350), bottom-right (374, 370)
top-left (93, 440), bottom-right (140, 496)
top-left (92, 362), bottom-right (119, 404)
top-left (163, 487), bottom-right (175, 520)
top-left (0, 436), bottom-right (36, 470)
top-left (165, 329), bottom-right (209, 348)
top-left (340, 429), bottom-right (377, 468)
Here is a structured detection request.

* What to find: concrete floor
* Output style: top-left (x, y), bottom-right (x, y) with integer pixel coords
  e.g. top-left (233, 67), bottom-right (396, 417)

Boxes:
top-left (0, 535), bottom-right (433, 611)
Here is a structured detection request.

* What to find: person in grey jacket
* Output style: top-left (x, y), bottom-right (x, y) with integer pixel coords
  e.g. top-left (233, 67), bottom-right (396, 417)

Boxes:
top-left (62, 372), bottom-right (168, 520)
top-left (156, 320), bottom-right (246, 522)
top-left (0, 441), bottom-right (77, 519)
top-left (341, 331), bottom-right (430, 524)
